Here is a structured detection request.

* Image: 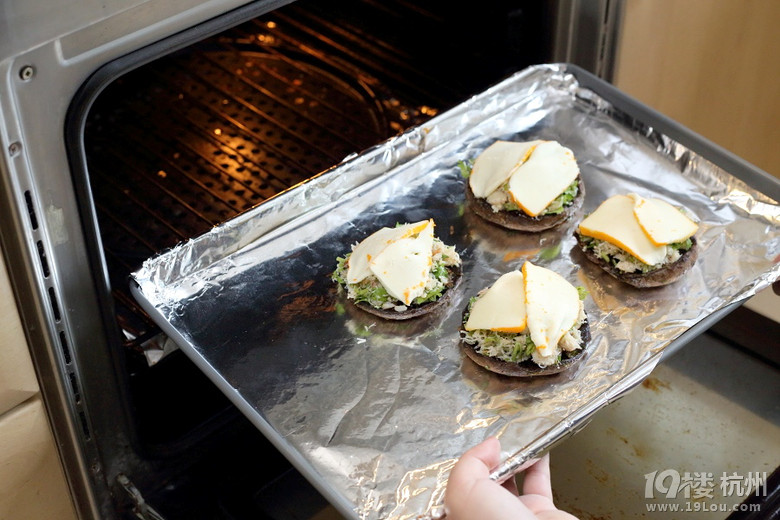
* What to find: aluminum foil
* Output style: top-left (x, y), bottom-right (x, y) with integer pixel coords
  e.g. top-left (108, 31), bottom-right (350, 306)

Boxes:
top-left (130, 64), bottom-right (780, 520)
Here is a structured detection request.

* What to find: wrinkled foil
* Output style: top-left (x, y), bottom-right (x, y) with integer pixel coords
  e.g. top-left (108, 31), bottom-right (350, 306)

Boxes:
top-left (130, 64), bottom-right (780, 520)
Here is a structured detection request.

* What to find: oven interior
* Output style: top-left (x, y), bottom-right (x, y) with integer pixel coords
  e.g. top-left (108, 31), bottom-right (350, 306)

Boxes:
top-left (74, 1), bottom-right (556, 518)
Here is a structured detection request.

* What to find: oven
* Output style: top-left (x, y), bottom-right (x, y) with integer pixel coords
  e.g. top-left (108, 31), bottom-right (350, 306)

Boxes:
top-left (0, 1), bottom-right (602, 518)
top-left (0, 1), bottom-right (777, 519)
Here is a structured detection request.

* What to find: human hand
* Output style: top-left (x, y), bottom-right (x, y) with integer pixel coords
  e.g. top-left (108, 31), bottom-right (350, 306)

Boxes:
top-left (444, 437), bottom-right (579, 520)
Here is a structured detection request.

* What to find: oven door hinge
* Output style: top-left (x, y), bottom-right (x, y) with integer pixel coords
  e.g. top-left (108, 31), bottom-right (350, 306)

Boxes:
top-left (552, 0), bottom-right (624, 82)
top-left (117, 474), bottom-right (167, 520)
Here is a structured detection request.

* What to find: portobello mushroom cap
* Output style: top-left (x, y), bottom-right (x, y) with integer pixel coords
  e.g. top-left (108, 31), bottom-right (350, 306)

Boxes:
top-left (466, 177), bottom-right (585, 232)
top-left (575, 234), bottom-right (698, 289)
top-left (349, 263), bottom-right (462, 320)
top-left (460, 310), bottom-right (591, 377)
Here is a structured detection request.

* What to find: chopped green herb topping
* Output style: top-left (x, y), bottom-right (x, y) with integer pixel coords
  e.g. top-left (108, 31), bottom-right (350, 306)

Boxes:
top-left (457, 159), bottom-right (473, 179)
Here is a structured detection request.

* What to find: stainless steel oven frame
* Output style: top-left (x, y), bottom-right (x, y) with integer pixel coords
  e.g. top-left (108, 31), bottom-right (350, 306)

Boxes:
top-left (1, 3), bottom-right (292, 517)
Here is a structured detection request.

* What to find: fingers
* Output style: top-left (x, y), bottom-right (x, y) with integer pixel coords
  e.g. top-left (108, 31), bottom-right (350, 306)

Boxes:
top-left (446, 442), bottom-right (579, 520)
top-left (446, 437), bottom-right (499, 496)
top-left (463, 436), bottom-right (502, 473)
top-left (520, 454), bottom-right (582, 519)
top-left (444, 437), bottom-right (531, 520)
top-left (521, 453), bottom-right (554, 501)
top-left (502, 475), bottom-right (519, 496)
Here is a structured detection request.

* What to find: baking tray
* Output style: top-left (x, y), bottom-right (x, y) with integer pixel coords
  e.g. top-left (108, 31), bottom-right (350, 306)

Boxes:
top-left (130, 64), bottom-right (780, 520)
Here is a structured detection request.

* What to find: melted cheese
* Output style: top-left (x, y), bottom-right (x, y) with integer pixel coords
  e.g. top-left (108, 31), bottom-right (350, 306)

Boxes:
top-left (465, 270), bottom-right (526, 333)
top-left (469, 140), bottom-right (541, 198)
top-left (522, 261), bottom-right (580, 358)
top-left (507, 141), bottom-right (580, 217)
top-left (631, 194), bottom-right (698, 246)
top-left (346, 220), bottom-right (431, 284)
top-left (578, 194), bottom-right (667, 265)
top-left (369, 220), bottom-right (434, 305)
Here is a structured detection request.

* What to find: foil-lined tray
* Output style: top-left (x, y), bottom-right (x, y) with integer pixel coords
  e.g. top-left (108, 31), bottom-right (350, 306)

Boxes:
top-left (130, 64), bottom-right (780, 520)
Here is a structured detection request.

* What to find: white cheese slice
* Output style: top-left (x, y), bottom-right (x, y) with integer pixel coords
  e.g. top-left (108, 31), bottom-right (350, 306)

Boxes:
top-left (346, 220), bottom-right (430, 284)
top-left (369, 220), bottom-right (434, 305)
top-left (507, 141), bottom-right (580, 217)
top-left (630, 194), bottom-right (698, 246)
top-left (469, 140), bottom-right (541, 198)
top-left (465, 270), bottom-right (526, 332)
top-left (522, 261), bottom-right (580, 359)
top-left (578, 194), bottom-right (667, 265)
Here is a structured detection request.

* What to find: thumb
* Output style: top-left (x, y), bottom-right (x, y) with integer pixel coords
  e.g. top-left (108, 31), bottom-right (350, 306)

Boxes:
top-left (445, 438), bottom-right (533, 520)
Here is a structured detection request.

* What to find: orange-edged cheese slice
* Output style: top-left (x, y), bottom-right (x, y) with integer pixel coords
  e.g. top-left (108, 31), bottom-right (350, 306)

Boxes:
top-left (507, 141), bottom-right (580, 217)
top-left (469, 140), bottom-right (541, 198)
top-left (630, 194), bottom-right (698, 246)
top-left (370, 219), bottom-right (435, 305)
top-left (578, 194), bottom-right (667, 265)
top-left (522, 261), bottom-right (580, 359)
top-left (464, 270), bottom-right (526, 333)
top-left (347, 220), bottom-right (432, 284)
